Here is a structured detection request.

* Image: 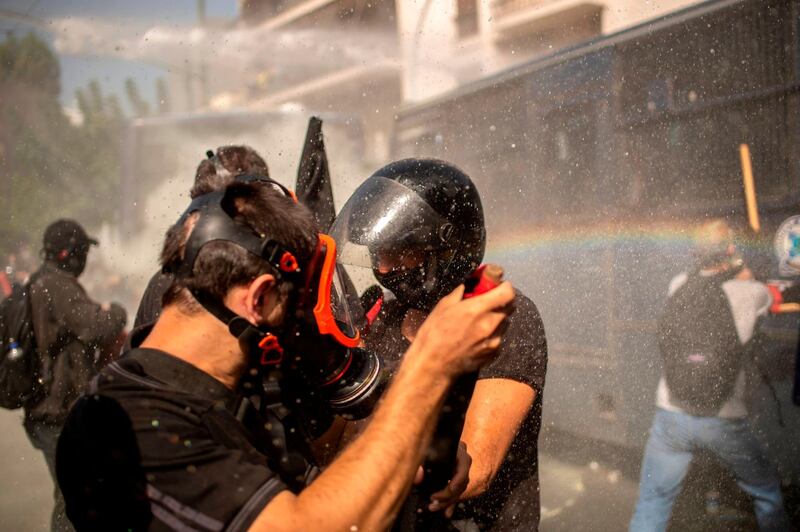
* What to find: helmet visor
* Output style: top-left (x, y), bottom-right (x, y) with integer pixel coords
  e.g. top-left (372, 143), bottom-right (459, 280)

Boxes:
top-left (330, 176), bottom-right (454, 273)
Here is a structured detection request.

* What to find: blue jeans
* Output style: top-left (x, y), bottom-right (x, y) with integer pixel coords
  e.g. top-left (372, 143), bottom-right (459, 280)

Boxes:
top-left (629, 409), bottom-right (789, 532)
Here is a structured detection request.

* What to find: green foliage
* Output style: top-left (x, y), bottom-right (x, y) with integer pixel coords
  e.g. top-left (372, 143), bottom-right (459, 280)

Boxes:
top-left (0, 32), bottom-right (123, 258)
top-left (0, 32), bottom-right (60, 96)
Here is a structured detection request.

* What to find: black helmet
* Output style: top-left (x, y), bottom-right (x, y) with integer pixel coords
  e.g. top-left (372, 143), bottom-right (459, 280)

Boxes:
top-left (331, 158), bottom-right (485, 309)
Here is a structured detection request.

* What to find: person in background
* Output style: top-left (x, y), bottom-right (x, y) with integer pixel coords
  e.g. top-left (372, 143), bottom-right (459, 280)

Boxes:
top-left (26, 219), bottom-right (127, 532)
top-left (332, 158), bottom-right (548, 530)
top-left (629, 218), bottom-right (789, 532)
top-left (128, 145), bottom-right (362, 473)
top-left (131, 145), bottom-right (272, 334)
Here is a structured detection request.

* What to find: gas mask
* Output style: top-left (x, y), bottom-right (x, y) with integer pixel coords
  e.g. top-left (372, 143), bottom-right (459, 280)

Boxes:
top-left (168, 188), bottom-right (385, 421)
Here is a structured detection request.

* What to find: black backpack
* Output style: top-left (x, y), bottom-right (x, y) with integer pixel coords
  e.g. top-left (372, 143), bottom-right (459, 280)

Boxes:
top-left (0, 276), bottom-right (43, 409)
top-left (658, 272), bottom-right (743, 416)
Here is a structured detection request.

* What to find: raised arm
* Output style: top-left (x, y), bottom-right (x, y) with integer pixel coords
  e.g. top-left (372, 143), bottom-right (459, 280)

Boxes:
top-left (250, 282), bottom-right (516, 531)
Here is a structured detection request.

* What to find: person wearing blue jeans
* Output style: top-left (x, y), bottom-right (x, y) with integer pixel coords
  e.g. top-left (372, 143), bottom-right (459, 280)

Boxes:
top-left (630, 409), bottom-right (788, 531)
top-left (630, 220), bottom-right (789, 532)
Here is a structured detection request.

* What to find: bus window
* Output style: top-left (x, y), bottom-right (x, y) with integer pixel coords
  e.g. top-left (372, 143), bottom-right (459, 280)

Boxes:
top-left (625, 98), bottom-right (792, 213)
top-left (530, 101), bottom-right (599, 220)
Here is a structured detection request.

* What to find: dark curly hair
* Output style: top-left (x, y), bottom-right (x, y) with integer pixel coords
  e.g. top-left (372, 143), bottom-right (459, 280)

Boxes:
top-left (190, 145), bottom-right (269, 199)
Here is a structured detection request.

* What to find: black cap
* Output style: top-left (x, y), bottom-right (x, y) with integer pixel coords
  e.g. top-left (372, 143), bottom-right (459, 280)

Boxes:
top-left (43, 219), bottom-right (98, 255)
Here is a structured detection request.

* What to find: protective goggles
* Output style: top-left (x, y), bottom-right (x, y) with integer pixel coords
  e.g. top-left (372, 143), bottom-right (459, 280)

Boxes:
top-left (171, 189), bottom-right (360, 349)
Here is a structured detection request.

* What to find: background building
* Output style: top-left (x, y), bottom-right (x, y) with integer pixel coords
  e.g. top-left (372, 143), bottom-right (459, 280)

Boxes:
top-left (229, 0), bottom-right (703, 162)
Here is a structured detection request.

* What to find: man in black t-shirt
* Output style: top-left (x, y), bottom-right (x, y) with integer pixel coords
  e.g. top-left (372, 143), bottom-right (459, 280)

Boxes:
top-left (56, 180), bottom-right (516, 531)
top-left (331, 159), bottom-right (548, 530)
top-left (57, 349), bottom-right (293, 532)
top-left (368, 294), bottom-right (547, 529)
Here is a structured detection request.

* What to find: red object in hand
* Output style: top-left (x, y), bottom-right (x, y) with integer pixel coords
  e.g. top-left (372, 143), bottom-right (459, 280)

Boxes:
top-left (463, 264), bottom-right (504, 299)
top-left (767, 283), bottom-right (784, 313)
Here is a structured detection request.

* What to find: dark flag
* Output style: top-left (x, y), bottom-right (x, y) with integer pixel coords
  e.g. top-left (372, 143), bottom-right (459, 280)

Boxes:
top-left (296, 116), bottom-right (336, 231)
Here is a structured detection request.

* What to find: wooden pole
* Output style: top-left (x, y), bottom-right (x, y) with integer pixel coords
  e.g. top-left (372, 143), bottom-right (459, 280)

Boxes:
top-left (739, 144), bottom-right (760, 233)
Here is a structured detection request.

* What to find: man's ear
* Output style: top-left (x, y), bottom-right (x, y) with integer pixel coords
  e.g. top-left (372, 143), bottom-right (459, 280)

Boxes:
top-left (245, 273), bottom-right (278, 322)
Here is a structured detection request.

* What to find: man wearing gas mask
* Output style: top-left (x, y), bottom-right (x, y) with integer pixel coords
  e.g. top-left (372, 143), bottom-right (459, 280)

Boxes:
top-left (26, 220), bottom-right (128, 532)
top-left (55, 179), bottom-right (515, 531)
top-left (331, 159), bottom-right (548, 530)
top-left (128, 146), bottom-right (361, 463)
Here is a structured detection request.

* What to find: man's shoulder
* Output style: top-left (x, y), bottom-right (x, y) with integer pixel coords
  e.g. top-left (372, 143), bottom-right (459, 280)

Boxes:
top-left (670, 271), bottom-right (770, 308)
top-left (504, 289), bottom-right (546, 341)
top-left (60, 350), bottom-right (286, 532)
top-left (31, 264), bottom-right (72, 287)
top-left (479, 288), bottom-right (547, 390)
top-left (721, 278), bottom-right (771, 314)
top-left (30, 264), bottom-right (84, 299)
top-left (511, 289), bottom-right (541, 316)
top-left (90, 351), bottom-right (209, 420)
top-left (94, 354), bottom-right (162, 394)
top-left (721, 277), bottom-right (769, 296)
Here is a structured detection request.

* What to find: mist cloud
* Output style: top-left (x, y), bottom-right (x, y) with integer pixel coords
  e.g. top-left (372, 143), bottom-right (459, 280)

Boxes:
top-left (50, 17), bottom-right (399, 75)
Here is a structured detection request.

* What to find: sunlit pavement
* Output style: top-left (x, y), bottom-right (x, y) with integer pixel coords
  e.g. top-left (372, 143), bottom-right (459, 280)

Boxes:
top-left (538, 435), bottom-right (765, 532)
top-left (539, 452), bottom-right (638, 531)
top-left (0, 407), bottom-right (777, 531)
top-left (0, 408), bottom-right (52, 531)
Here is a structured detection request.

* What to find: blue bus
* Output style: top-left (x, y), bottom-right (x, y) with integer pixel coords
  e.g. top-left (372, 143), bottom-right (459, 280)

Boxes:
top-left (391, 0), bottom-right (800, 487)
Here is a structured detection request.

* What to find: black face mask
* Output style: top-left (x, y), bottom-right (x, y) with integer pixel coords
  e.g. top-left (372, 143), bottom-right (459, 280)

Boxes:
top-left (376, 263), bottom-right (439, 311)
top-left (50, 247), bottom-right (88, 277)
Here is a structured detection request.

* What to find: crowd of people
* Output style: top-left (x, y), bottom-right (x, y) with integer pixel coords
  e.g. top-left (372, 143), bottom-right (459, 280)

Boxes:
top-left (0, 144), bottom-right (797, 532)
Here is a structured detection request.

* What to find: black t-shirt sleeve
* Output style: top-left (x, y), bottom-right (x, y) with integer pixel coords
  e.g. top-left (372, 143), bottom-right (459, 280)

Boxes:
top-left (57, 394), bottom-right (151, 532)
top-left (58, 393), bottom-right (287, 532)
top-left (477, 291), bottom-right (547, 393)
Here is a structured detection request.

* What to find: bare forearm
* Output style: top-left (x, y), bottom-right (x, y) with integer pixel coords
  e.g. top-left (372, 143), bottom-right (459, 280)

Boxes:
top-left (252, 282), bottom-right (517, 530)
top-left (460, 380), bottom-right (535, 499)
top-left (315, 356), bottom-right (449, 527)
top-left (253, 350), bottom-right (451, 531)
